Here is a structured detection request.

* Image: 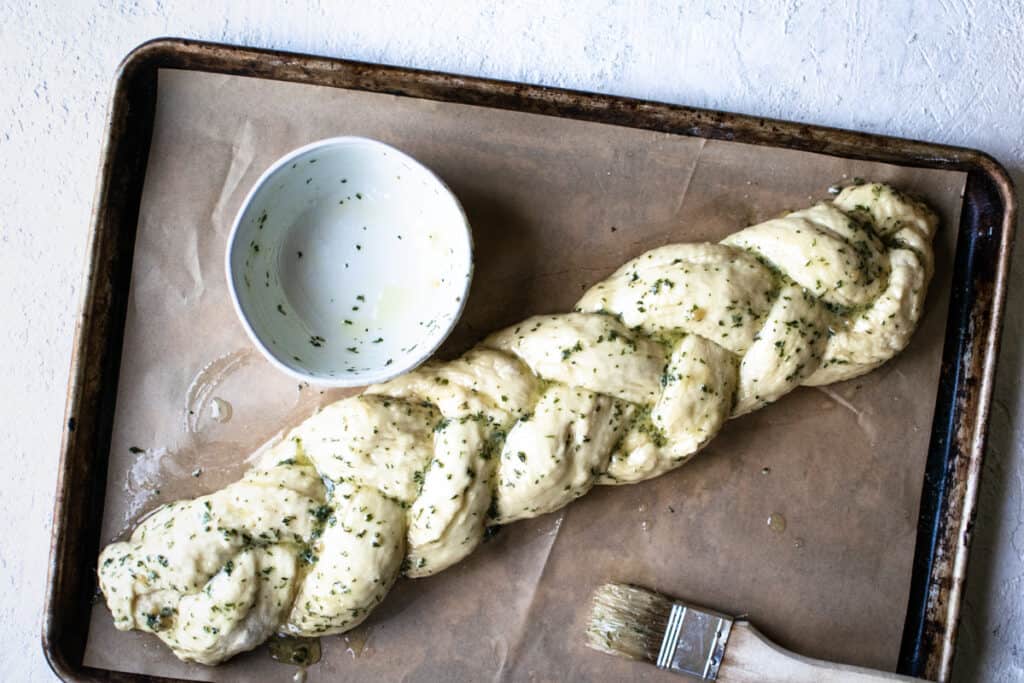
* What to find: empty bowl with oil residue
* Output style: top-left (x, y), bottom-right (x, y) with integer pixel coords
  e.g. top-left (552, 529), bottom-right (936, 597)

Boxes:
top-left (226, 137), bottom-right (473, 386)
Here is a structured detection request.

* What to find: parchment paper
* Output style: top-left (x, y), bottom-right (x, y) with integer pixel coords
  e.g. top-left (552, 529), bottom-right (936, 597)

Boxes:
top-left (84, 68), bottom-right (967, 681)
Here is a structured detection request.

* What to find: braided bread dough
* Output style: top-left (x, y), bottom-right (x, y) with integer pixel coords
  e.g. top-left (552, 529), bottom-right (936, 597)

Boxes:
top-left (97, 183), bottom-right (937, 665)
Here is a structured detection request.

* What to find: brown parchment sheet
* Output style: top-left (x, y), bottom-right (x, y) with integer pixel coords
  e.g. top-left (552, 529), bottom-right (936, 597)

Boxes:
top-left (83, 68), bottom-right (967, 682)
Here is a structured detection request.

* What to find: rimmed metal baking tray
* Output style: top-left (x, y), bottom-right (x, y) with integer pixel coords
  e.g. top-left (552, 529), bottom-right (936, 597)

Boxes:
top-left (42, 37), bottom-right (1016, 682)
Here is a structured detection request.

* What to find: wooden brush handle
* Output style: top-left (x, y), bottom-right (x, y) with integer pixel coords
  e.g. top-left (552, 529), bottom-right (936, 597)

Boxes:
top-left (720, 621), bottom-right (919, 682)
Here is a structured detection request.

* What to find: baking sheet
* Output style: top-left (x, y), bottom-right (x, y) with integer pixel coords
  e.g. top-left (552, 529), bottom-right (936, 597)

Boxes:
top-left (83, 68), bottom-right (967, 681)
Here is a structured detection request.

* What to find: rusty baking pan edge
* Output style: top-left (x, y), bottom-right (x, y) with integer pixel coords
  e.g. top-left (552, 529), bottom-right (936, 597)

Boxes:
top-left (43, 37), bottom-right (1016, 683)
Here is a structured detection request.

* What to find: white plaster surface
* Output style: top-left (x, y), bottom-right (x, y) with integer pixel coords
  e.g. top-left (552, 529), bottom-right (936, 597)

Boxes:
top-left (0, 1), bottom-right (1020, 681)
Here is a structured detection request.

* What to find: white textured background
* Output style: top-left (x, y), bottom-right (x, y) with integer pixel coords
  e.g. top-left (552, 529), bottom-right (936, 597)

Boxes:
top-left (1, 1), bottom-right (1020, 681)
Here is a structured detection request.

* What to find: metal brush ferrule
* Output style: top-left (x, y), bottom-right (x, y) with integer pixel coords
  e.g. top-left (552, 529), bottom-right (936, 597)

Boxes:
top-left (655, 603), bottom-right (733, 680)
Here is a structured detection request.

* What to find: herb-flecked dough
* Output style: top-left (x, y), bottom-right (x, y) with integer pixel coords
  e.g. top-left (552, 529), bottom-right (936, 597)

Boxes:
top-left (98, 183), bottom-right (937, 664)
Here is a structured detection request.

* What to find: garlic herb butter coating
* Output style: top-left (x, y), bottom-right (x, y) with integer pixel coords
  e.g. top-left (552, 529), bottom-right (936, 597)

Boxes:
top-left (99, 183), bottom-right (937, 665)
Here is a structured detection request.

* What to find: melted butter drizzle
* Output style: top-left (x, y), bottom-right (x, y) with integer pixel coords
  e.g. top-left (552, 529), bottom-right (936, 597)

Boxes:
top-left (269, 633), bottom-right (322, 679)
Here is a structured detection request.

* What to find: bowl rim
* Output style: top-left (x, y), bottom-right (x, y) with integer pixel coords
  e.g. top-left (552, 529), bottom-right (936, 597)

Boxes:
top-left (224, 135), bottom-right (474, 387)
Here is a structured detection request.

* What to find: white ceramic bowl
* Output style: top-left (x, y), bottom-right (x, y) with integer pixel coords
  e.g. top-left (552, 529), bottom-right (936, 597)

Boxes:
top-left (226, 137), bottom-right (473, 387)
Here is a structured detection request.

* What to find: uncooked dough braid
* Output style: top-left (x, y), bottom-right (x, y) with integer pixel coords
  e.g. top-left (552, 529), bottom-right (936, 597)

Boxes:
top-left (98, 183), bottom-right (937, 664)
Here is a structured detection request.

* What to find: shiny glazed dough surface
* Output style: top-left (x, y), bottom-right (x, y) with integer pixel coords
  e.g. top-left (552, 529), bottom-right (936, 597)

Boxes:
top-left (97, 183), bottom-right (938, 665)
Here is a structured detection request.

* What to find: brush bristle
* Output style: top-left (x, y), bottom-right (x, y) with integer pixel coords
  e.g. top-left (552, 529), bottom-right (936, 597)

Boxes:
top-left (585, 582), bottom-right (673, 662)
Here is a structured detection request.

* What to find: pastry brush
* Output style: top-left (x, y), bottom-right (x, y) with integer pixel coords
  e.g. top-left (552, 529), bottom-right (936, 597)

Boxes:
top-left (585, 583), bottom-right (917, 682)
